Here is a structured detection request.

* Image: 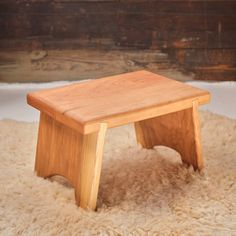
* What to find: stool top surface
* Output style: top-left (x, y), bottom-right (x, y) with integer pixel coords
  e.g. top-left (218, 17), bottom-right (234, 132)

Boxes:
top-left (27, 70), bottom-right (210, 134)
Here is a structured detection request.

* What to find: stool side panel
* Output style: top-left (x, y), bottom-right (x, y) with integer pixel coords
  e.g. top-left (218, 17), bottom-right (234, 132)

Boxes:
top-left (134, 100), bottom-right (203, 170)
top-left (75, 92), bottom-right (211, 134)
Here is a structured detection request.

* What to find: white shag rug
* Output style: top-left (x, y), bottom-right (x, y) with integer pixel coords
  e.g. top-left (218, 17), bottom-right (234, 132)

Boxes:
top-left (0, 111), bottom-right (235, 236)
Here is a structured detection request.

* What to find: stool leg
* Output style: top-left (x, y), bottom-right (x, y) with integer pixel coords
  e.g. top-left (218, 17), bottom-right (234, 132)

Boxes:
top-left (75, 123), bottom-right (107, 210)
top-left (35, 112), bottom-right (107, 210)
top-left (35, 112), bottom-right (83, 186)
top-left (134, 101), bottom-right (203, 170)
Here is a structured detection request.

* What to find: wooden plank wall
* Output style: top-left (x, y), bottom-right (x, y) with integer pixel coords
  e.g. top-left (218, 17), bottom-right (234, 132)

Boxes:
top-left (0, 0), bottom-right (235, 81)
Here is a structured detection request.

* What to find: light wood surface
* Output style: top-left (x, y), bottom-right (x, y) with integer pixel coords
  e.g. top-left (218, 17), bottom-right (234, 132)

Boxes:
top-left (35, 112), bottom-right (107, 210)
top-left (135, 100), bottom-right (203, 170)
top-left (35, 112), bottom-right (82, 185)
top-left (75, 122), bottom-right (107, 210)
top-left (29, 70), bottom-right (210, 210)
top-left (27, 70), bottom-right (210, 134)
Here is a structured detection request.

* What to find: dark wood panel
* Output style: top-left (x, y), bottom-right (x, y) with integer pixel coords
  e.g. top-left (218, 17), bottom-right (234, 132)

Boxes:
top-left (167, 48), bottom-right (236, 81)
top-left (0, 0), bottom-right (235, 81)
top-left (118, 14), bottom-right (236, 32)
top-left (117, 29), bottom-right (236, 49)
top-left (1, 1), bottom-right (235, 15)
top-left (1, 1), bottom-right (236, 40)
top-left (168, 49), bottom-right (236, 66)
top-left (1, 14), bottom-right (235, 47)
top-left (194, 67), bottom-right (236, 81)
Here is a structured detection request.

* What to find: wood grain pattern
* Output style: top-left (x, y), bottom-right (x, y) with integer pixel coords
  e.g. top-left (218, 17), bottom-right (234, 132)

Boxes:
top-left (35, 111), bottom-right (82, 186)
top-left (27, 70), bottom-right (210, 134)
top-left (1, 0), bottom-right (236, 81)
top-left (135, 100), bottom-right (203, 170)
top-left (31, 70), bottom-right (210, 210)
top-left (35, 112), bottom-right (107, 210)
top-left (1, 1), bottom-right (236, 46)
top-left (75, 122), bottom-right (107, 210)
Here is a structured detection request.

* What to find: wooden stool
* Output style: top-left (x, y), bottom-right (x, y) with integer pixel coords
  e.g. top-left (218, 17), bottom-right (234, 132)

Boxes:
top-left (27, 70), bottom-right (210, 210)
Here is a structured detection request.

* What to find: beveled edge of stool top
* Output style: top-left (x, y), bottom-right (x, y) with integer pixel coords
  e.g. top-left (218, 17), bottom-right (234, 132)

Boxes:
top-left (27, 70), bottom-right (210, 134)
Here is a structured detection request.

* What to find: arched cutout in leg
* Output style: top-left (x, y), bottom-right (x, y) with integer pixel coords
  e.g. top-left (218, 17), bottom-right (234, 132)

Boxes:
top-left (35, 112), bottom-right (107, 210)
top-left (35, 112), bottom-right (83, 186)
top-left (134, 101), bottom-right (203, 170)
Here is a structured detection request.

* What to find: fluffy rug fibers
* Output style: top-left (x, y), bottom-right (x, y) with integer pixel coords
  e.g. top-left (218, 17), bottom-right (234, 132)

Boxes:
top-left (0, 111), bottom-right (235, 235)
